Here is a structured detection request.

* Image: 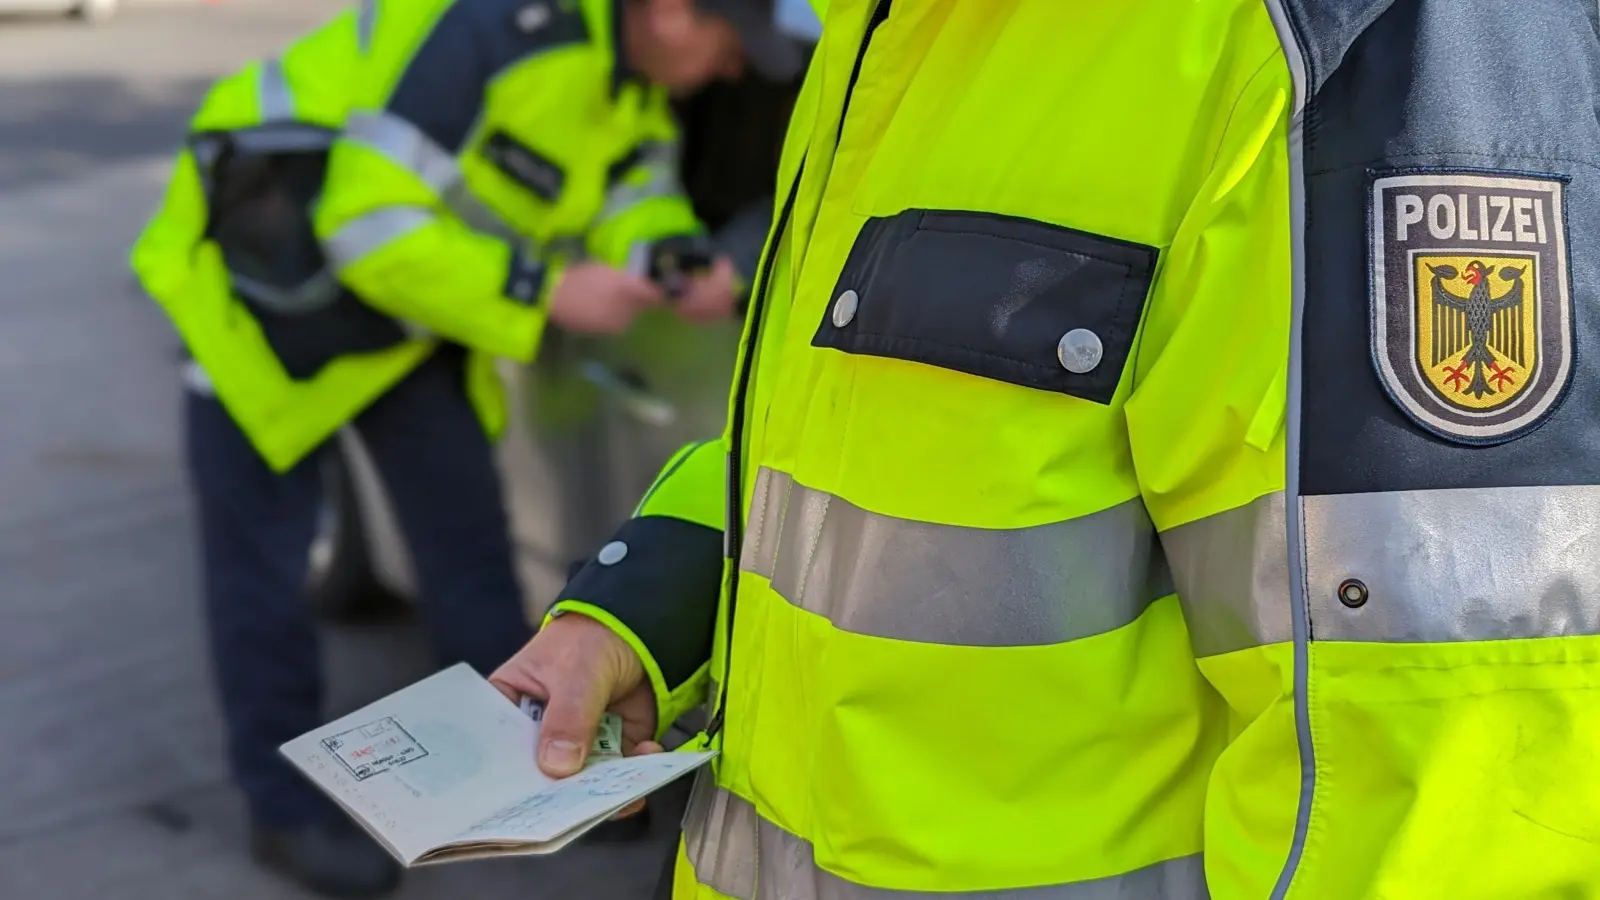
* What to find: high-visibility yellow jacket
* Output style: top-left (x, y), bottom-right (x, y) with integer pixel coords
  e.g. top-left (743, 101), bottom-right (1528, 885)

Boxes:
top-left (132, 0), bottom-right (701, 472)
top-left (556, 2), bottom-right (1600, 898)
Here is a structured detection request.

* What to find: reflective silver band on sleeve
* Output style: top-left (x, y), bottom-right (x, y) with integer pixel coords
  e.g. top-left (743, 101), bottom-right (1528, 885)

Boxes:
top-left (341, 113), bottom-right (527, 242)
top-left (226, 122), bottom-right (335, 155)
top-left (683, 775), bottom-right (1208, 900)
top-left (1163, 484), bottom-right (1600, 658)
top-left (624, 240), bottom-right (652, 279)
top-left (356, 0), bottom-right (376, 50)
top-left (598, 142), bottom-right (683, 222)
top-left (1304, 484), bottom-right (1600, 643)
top-left (440, 181), bottom-right (520, 243)
top-left (1161, 491), bottom-right (1292, 658)
top-left (341, 111), bottom-right (461, 194)
top-left (322, 206), bottom-right (433, 268)
top-left (597, 170), bottom-right (681, 221)
top-left (739, 467), bottom-right (1171, 647)
top-left (258, 58), bottom-right (295, 122)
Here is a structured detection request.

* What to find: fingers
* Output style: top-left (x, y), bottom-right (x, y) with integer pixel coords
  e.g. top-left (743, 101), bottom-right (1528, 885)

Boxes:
top-left (610, 799), bottom-right (647, 820)
top-left (623, 273), bottom-right (667, 308)
top-left (613, 679), bottom-right (660, 752)
top-left (486, 613), bottom-right (654, 780)
top-left (537, 678), bottom-right (608, 778)
top-left (489, 637), bottom-right (550, 705)
top-left (675, 259), bottom-right (739, 323)
top-left (490, 679), bottom-right (523, 704)
top-left (709, 256), bottom-right (738, 292)
top-left (692, 258), bottom-right (737, 302)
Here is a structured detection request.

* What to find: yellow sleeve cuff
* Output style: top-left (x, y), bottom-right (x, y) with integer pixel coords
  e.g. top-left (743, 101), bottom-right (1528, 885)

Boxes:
top-left (545, 599), bottom-right (710, 741)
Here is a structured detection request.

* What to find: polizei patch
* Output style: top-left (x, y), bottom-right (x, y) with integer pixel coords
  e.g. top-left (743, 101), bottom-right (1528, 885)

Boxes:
top-left (1370, 171), bottom-right (1572, 444)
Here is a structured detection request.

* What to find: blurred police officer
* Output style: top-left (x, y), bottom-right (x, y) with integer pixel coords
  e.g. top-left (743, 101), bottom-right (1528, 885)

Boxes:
top-left (131, 0), bottom-right (801, 895)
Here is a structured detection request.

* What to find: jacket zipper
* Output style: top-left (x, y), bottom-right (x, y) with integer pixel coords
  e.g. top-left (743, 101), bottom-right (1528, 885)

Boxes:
top-left (706, 0), bottom-right (895, 741)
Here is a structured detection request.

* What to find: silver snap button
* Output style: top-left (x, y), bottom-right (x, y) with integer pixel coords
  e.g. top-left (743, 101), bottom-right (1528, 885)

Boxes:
top-left (597, 541), bottom-right (628, 566)
top-left (516, 3), bottom-right (551, 32)
top-left (1057, 328), bottom-right (1104, 374)
top-left (831, 289), bottom-right (859, 328)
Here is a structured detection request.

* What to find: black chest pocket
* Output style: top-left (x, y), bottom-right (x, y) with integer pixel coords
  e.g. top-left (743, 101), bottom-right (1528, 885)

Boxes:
top-left (482, 130), bottom-right (566, 202)
top-left (812, 209), bottom-right (1157, 404)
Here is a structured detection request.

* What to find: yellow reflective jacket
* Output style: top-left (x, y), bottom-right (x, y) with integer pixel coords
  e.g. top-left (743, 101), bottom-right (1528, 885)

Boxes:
top-left (132, 0), bottom-right (701, 472)
top-left (556, 2), bottom-right (1600, 899)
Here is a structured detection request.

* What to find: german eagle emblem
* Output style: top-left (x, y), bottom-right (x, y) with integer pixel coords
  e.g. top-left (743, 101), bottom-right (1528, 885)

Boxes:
top-left (1423, 260), bottom-right (1526, 400)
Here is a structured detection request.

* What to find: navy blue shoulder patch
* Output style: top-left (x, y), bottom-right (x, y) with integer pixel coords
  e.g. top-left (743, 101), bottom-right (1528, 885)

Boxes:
top-left (1264, 0), bottom-right (1392, 95)
top-left (387, 0), bottom-right (592, 153)
top-left (1291, 0), bottom-right (1600, 493)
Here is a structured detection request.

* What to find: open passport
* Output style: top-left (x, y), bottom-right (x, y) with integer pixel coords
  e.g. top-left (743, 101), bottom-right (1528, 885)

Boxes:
top-left (279, 663), bottom-right (716, 866)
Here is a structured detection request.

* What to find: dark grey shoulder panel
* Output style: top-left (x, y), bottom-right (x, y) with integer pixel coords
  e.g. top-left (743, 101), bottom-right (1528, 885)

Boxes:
top-left (1282, 0), bottom-right (1600, 494)
top-left (387, 0), bottom-right (592, 153)
top-left (1273, 0), bottom-right (1392, 97)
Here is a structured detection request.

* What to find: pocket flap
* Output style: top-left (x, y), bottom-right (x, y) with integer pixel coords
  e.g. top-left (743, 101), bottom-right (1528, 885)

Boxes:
top-left (812, 209), bottom-right (1158, 404)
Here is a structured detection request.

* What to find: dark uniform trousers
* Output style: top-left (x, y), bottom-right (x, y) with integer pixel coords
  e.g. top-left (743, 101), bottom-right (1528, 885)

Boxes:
top-left (184, 346), bottom-right (532, 825)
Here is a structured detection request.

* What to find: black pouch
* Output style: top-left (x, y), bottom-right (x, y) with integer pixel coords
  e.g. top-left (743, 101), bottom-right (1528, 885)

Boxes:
top-left (812, 209), bottom-right (1158, 405)
top-left (194, 125), bottom-right (407, 380)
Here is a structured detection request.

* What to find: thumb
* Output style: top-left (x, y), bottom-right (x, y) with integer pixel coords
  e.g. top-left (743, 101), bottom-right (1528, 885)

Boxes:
top-left (624, 274), bottom-right (666, 307)
top-left (537, 677), bottom-right (607, 779)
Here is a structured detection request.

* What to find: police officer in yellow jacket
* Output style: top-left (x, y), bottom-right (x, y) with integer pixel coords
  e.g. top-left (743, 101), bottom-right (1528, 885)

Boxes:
top-left (131, 0), bottom-right (802, 895)
top-left (492, 1), bottom-right (1600, 898)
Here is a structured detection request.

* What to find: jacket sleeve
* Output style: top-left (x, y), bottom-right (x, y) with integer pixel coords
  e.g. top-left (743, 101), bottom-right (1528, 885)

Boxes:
top-left (311, 13), bottom-right (582, 363)
top-left (130, 65), bottom-right (261, 309)
top-left (548, 439), bottom-right (726, 738)
top-left (1125, 49), bottom-right (1292, 533)
top-left (130, 148), bottom-right (208, 308)
top-left (586, 91), bottom-right (705, 274)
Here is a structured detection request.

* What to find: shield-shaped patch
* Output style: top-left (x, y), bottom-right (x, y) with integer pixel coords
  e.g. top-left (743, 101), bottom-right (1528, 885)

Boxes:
top-left (1370, 171), bottom-right (1572, 444)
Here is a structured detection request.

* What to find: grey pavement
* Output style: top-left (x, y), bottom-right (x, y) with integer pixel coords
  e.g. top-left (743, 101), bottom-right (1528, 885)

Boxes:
top-left (0, 3), bottom-right (680, 897)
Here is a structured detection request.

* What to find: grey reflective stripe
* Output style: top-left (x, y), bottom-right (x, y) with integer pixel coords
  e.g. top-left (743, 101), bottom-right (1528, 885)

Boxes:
top-left (682, 773), bottom-right (759, 896)
top-left (636, 140), bottom-right (678, 170)
top-left (684, 777), bottom-right (1207, 900)
top-left (231, 268), bottom-right (341, 315)
top-left (739, 467), bottom-right (1170, 646)
top-left (1259, 2), bottom-right (1313, 899)
top-left (323, 206), bottom-right (433, 268)
top-left (356, 0), bottom-right (376, 50)
top-left (1163, 483), bottom-right (1600, 653)
top-left (441, 180), bottom-right (522, 243)
top-left (342, 111), bottom-right (460, 194)
top-left (1162, 492), bottom-right (1291, 657)
top-left (1305, 485), bottom-right (1600, 642)
top-left (598, 170), bottom-right (680, 221)
top-left (599, 142), bottom-right (681, 221)
top-left (258, 58), bottom-right (295, 121)
top-left (228, 122), bottom-right (334, 154)
top-left (342, 112), bottom-right (525, 241)
top-left (625, 239), bottom-right (652, 278)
